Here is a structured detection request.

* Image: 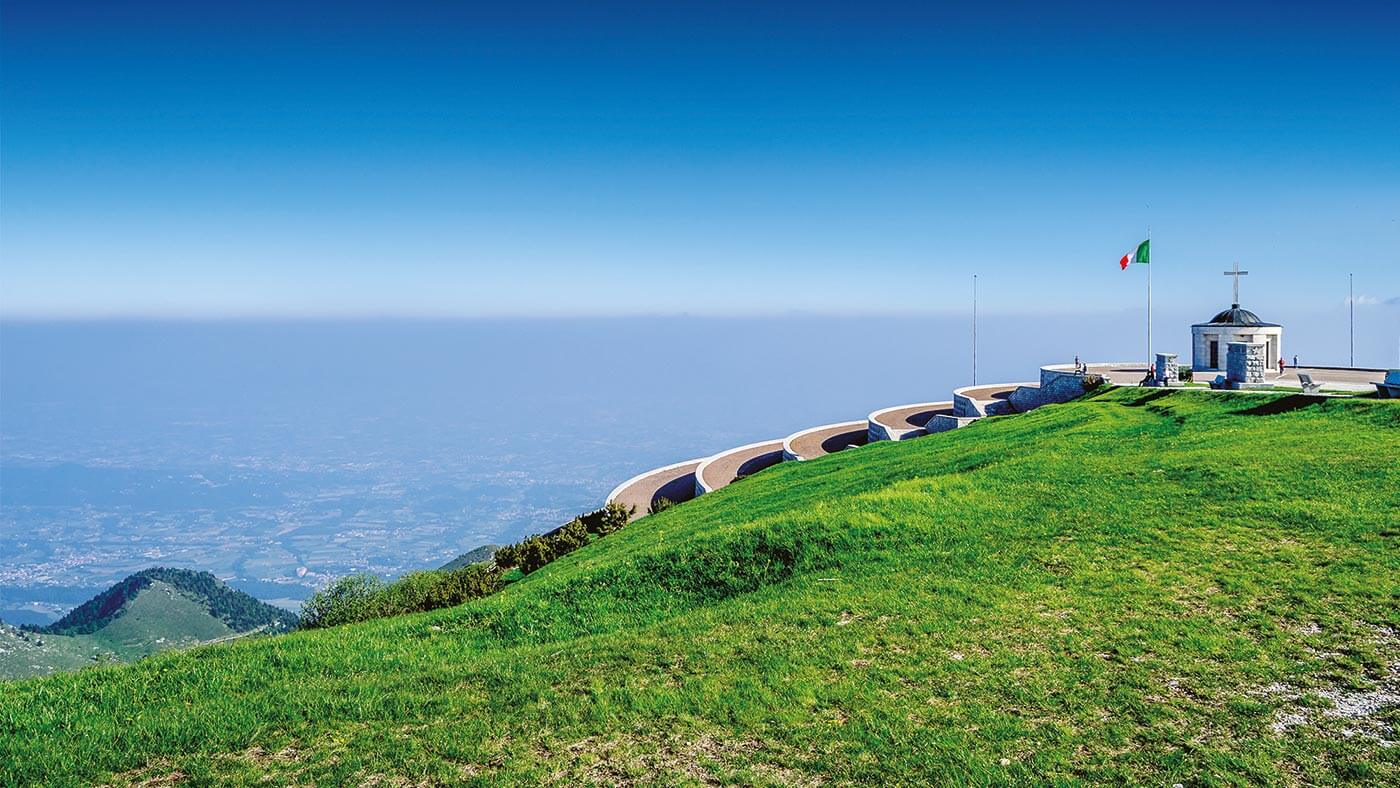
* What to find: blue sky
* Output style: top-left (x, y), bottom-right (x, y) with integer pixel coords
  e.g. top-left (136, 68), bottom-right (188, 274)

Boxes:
top-left (2, 1), bottom-right (1397, 321)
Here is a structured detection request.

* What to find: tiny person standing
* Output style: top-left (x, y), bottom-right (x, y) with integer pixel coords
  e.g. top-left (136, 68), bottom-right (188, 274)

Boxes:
top-left (1278, 357), bottom-right (1286, 375)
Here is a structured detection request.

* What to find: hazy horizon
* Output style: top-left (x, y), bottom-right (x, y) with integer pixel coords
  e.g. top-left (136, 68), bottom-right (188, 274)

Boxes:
top-left (1, 310), bottom-right (1394, 626)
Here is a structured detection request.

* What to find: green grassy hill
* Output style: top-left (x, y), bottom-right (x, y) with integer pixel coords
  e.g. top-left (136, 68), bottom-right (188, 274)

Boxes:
top-left (2, 389), bottom-right (1397, 785)
top-left (0, 569), bottom-right (296, 680)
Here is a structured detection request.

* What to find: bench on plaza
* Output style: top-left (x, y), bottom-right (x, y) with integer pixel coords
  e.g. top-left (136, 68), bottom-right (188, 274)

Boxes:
top-left (1296, 373), bottom-right (1322, 394)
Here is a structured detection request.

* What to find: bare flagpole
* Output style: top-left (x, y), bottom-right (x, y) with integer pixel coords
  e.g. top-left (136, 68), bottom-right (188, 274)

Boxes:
top-left (972, 274), bottom-right (978, 385)
top-left (1349, 273), bottom-right (1354, 367)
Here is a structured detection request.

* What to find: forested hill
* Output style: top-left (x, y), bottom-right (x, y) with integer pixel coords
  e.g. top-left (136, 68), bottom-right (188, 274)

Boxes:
top-left (40, 568), bottom-right (297, 635)
top-left (438, 544), bottom-right (502, 571)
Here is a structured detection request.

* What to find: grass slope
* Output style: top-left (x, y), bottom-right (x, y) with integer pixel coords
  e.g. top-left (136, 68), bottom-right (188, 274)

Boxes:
top-left (2, 389), bottom-right (1397, 785)
top-left (0, 624), bottom-right (110, 679)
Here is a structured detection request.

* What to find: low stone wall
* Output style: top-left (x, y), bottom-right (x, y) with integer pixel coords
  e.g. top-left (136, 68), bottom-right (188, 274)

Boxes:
top-left (1011, 370), bottom-right (1091, 411)
top-left (866, 402), bottom-right (948, 443)
top-left (952, 383), bottom-right (1033, 418)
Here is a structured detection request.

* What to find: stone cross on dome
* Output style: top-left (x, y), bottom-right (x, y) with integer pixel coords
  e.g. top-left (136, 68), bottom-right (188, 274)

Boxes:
top-left (1224, 261), bottom-right (1249, 306)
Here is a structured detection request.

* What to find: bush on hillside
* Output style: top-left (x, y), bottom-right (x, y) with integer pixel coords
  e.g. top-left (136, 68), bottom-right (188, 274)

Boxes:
top-left (299, 574), bottom-right (385, 629)
top-left (1081, 373), bottom-right (1107, 392)
top-left (580, 501), bottom-right (632, 536)
top-left (492, 542), bottom-right (523, 569)
top-left (552, 519), bottom-right (590, 554)
top-left (649, 497), bottom-right (675, 515)
top-left (517, 534), bottom-right (557, 574)
top-left (1178, 367), bottom-right (1193, 382)
top-left (372, 564), bottom-right (504, 619)
top-left (300, 564), bottom-right (504, 630)
top-left (300, 502), bottom-right (636, 628)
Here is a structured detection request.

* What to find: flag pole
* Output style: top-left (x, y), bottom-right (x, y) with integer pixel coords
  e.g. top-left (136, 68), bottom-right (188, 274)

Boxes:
top-left (972, 274), bottom-right (978, 385)
top-left (1147, 226), bottom-right (1153, 369)
top-left (1349, 273), bottom-right (1354, 367)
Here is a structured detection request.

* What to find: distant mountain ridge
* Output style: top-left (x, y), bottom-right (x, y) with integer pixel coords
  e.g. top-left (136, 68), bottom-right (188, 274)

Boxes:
top-left (438, 544), bottom-right (501, 572)
top-left (38, 568), bottom-right (297, 636)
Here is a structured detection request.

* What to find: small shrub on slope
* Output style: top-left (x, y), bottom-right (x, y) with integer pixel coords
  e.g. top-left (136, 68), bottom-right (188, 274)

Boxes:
top-left (517, 534), bottom-right (557, 574)
top-left (300, 565), bottom-right (504, 629)
top-left (581, 501), bottom-right (632, 536)
top-left (493, 542), bottom-right (522, 569)
top-left (299, 574), bottom-right (384, 629)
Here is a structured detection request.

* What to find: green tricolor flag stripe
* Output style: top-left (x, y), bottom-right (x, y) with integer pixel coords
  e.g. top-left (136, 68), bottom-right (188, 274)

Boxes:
top-left (1134, 239), bottom-right (1151, 264)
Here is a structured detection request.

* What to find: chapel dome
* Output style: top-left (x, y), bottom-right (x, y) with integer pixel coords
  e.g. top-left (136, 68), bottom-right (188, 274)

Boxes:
top-left (1201, 304), bottom-right (1276, 327)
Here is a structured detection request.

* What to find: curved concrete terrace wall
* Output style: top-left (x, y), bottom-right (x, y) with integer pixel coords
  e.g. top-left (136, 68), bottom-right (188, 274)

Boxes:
top-left (695, 439), bottom-right (786, 495)
top-left (952, 383), bottom-right (1034, 417)
top-left (606, 457), bottom-right (705, 520)
top-left (604, 361), bottom-right (1148, 521)
top-left (867, 401), bottom-right (954, 442)
top-left (782, 420), bottom-right (868, 461)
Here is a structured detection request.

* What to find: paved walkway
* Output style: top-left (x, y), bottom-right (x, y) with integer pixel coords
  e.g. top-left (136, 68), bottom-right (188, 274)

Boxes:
top-left (1072, 363), bottom-right (1382, 391)
top-left (785, 421), bottom-right (868, 461)
top-left (1242, 366), bottom-right (1381, 392)
top-left (698, 440), bottom-right (785, 493)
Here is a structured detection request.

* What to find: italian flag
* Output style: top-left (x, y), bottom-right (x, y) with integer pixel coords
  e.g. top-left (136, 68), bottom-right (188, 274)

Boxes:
top-left (1119, 239), bottom-right (1150, 270)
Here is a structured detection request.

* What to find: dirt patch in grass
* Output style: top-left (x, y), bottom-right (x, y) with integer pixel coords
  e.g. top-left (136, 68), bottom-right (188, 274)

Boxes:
top-left (100, 761), bottom-right (184, 788)
top-left (542, 730), bottom-right (819, 786)
top-left (1262, 624), bottom-right (1400, 746)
